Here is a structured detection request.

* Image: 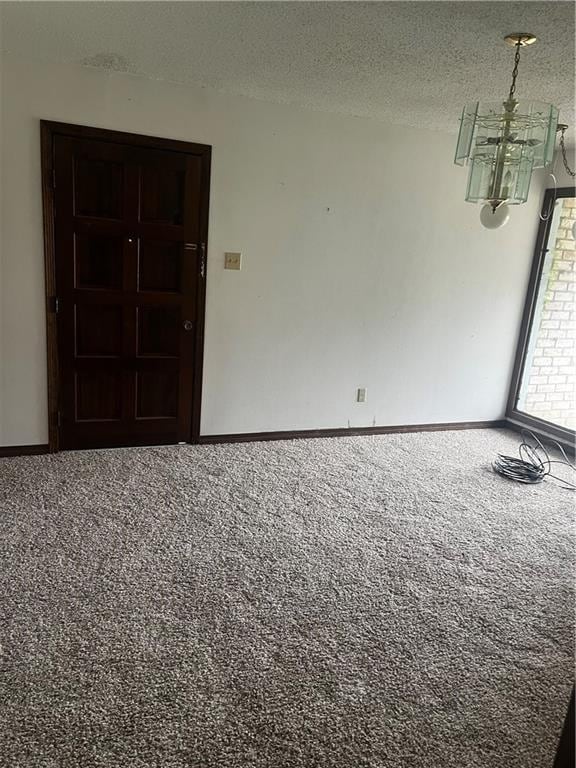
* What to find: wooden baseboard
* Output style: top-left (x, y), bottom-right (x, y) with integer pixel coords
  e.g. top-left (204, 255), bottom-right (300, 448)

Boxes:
top-left (0, 421), bottom-right (508, 454)
top-left (0, 444), bottom-right (50, 457)
top-left (504, 417), bottom-right (575, 455)
top-left (197, 420), bottom-right (507, 445)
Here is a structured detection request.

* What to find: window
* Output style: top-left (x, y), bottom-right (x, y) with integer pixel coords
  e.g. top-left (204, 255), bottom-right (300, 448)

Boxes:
top-left (507, 187), bottom-right (576, 448)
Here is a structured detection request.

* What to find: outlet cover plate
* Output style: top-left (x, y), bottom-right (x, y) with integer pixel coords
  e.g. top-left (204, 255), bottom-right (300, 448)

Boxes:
top-left (224, 252), bottom-right (242, 270)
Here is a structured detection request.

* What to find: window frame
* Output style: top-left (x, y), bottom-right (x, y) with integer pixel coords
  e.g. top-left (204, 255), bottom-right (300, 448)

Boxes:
top-left (506, 186), bottom-right (576, 449)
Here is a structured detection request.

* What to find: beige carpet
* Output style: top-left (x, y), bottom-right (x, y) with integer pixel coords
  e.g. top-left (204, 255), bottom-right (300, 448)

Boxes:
top-left (0, 428), bottom-right (574, 767)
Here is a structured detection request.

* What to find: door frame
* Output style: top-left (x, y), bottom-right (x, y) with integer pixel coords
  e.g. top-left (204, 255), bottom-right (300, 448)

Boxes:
top-left (40, 120), bottom-right (212, 452)
top-left (505, 185), bottom-right (576, 450)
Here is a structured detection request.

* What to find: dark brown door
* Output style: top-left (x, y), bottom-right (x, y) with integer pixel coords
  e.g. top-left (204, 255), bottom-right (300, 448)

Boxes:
top-left (49, 127), bottom-right (210, 450)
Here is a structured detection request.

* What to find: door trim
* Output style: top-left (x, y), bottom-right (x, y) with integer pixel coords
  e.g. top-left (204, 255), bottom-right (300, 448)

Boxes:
top-left (505, 186), bottom-right (576, 451)
top-left (40, 120), bottom-right (212, 452)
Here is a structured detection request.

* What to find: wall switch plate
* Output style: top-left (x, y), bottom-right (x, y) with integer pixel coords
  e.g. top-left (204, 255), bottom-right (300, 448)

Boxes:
top-left (357, 388), bottom-right (367, 403)
top-left (224, 252), bottom-right (242, 270)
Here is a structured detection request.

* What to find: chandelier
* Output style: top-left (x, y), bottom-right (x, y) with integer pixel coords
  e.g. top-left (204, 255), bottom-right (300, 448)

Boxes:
top-left (455, 33), bottom-right (564, 229)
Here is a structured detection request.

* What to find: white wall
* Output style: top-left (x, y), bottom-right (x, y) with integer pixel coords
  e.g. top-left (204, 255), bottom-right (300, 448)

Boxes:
top-left (553, 157), bottom-right (576, 189)
top-left (0, 53), bottom-right (546, 444)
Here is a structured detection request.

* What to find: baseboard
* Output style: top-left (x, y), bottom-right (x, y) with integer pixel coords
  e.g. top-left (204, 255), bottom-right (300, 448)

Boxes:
top-left (0, 421), bottom-right (508, 454)
top-left (197, 420), bottom-right (507, 445)
top-left (0, 444), bottom-right (50, 457)
top-left (504, 417), bottom-right (575, 455)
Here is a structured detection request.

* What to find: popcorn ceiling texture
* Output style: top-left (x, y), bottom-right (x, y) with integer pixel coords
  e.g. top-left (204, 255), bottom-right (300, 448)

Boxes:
top-left (0, 1), bottom-right (574, 135)
top-left (0, 429), bottom-right (574, 767)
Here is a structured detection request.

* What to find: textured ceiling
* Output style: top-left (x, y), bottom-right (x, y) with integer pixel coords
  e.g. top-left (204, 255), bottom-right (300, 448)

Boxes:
top-left (1, 1), bottom-right (574, 136)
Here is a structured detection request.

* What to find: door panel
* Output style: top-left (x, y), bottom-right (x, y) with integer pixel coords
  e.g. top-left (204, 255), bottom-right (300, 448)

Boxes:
top-left (51, 130), bottom-right (210, 449)
top-left (75, 304), bottom-right (123, 357)
top-left (75, 371), bottom-right (123, 421)
top-left (74, 155), bottom-right (124, 219)
top-left (137, 305), bottom-right (181, 357)
top-left (140, 160), bottom-right (185, 225)
top-left (138, 240), bottom-right (182, 293)
top-left (136, 371), bottom-right (179, 419)
top-left (75, 233), bottom-right (124, 290)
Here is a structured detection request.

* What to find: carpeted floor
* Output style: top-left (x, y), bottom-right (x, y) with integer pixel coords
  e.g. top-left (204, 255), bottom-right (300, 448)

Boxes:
top-left (0, 428), bottom-right (573, 768)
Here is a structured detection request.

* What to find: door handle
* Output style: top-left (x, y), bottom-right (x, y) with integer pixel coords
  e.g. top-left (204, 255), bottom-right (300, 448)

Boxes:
top-left (183, 320), bottom-right (194, 332)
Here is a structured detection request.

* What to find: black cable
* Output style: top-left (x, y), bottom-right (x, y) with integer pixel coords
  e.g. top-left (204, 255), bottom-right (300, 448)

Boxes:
top-left (493, 430), bottom-right (576, 490)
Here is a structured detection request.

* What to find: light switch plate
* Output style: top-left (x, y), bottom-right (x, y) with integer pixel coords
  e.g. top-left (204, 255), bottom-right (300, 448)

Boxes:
top-left (224, 252), bottom-right (242, 270)
top-left (357, 388), bottom-right (367, 403)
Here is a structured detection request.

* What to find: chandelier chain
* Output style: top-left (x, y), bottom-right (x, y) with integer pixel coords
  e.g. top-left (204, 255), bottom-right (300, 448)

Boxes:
top-left (508, 40), bottom-right (522, 102)
top-left (559, 128), bottom-right (576, 178)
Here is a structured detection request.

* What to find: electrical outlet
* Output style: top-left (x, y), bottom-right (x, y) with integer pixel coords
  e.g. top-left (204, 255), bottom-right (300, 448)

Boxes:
top-left (357, 388), bottom-right (367, 403)
top-left (224, 252), bottom-right (242, 270)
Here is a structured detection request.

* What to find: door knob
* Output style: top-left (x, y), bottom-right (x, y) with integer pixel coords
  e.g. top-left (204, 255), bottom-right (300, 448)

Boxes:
top-left (183, 320), bottom-right (194, 331)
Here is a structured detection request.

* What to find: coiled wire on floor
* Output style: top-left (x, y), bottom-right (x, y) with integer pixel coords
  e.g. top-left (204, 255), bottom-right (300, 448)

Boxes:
top-left (493, 430), bottom-right (576, 490)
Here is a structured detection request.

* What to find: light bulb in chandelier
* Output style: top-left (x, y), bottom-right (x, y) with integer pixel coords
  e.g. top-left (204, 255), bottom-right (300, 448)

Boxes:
top-left (501, 170), bottom-right (512, 200)
top-left (480, 202), bottom-right (510, 229)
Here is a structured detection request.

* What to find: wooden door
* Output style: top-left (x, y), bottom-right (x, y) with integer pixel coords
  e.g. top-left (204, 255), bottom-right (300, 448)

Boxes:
top-left (45, 124), bottom-right (211, 450)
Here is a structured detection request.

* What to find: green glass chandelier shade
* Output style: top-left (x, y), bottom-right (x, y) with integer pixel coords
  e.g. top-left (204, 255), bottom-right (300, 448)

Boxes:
top-left (455, 100), bottom-right (559, 206)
